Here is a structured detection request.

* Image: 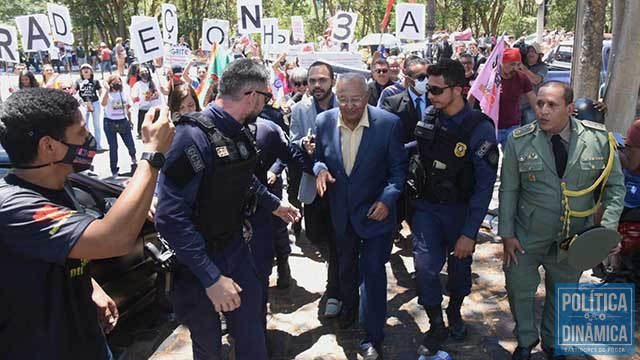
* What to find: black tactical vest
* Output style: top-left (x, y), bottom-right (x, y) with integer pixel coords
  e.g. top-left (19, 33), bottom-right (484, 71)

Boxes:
top-left (179, 113), bottom-right (259, 251)
top-left (414, 107), bottom-right (485, 205)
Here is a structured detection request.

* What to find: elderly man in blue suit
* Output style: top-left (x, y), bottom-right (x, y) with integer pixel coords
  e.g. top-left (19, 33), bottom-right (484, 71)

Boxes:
top-left (314, 73), bottom-right (408, 360)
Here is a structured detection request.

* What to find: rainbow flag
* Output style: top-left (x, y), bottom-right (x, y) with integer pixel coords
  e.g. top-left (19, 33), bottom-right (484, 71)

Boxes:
top-left (197, 42), bottom-right (231, 107)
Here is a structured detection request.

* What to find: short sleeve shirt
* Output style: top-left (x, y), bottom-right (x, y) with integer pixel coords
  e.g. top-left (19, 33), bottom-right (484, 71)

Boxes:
top-left (104, 91), bottom-right (129, 120)
top-left (499, 70), bottom-right (533, 129)
top-left (0, 174), bottom-right (107, 359)
top-left (75, 78), bottom-right (102, 103)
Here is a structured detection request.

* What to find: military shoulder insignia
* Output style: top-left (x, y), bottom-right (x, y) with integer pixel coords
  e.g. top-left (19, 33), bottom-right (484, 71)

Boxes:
top-left (581, 120), bottom-right (606, 131)
top-left (512, 123), bottom-right (537, 138)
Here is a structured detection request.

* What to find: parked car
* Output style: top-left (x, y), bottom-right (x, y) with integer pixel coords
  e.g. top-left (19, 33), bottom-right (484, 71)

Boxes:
top-left (0, 145), bottom-right (172, 324)
top-left (543, 40), bottom-right (612, 87)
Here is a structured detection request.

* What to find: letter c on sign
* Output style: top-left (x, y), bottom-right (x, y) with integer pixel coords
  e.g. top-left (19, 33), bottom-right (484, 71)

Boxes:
top-left (164, 9), bottom-right (175, 35)
top-left (333, 13), bottom-right (353, 41)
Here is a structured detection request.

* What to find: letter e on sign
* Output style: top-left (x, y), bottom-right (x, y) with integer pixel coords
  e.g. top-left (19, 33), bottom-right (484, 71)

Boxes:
top-left (130, 18), bottom-right (164, 63)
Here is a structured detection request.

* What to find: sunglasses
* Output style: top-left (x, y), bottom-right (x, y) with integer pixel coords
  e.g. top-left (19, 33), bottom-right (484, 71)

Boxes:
top-left (245, 90), bottom-right (272, 102)
top-left (426, 85), bottom-right (451, 95)
top-left (407, 74), bottom-right (428, 82)
top-left (61, 87), bottom-right (72, 90)
top-left (293, 81), bottom-right (308, 87)
top-left (375, 68), bottom-right (389, 74)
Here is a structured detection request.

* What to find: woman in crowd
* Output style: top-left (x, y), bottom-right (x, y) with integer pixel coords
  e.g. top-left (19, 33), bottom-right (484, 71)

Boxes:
top-left (168, 82), bottom-right (201, 119)
top-left (75, 63), bottom-right (105, 151)
top-left (100, 74), bottom-right (137, 176)
top-left (126, 62), bottom-right (141, 91)
top-left (42, 64), bottom-right (61, 89)
top-left (18, 70), bottom-right (40, 89)
top-left (99, 42), bottom-right (112, 79)
top-left (520, 42), bottom-right (548, 124)
top-left (115, 37), bottom-right (127, 76)
top-left (131, 65), bottom-right (162, 138)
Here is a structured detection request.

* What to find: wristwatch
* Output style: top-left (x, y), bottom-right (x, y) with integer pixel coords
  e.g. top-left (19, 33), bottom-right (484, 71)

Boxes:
top-left (141, 152), bottom-right (166, 169)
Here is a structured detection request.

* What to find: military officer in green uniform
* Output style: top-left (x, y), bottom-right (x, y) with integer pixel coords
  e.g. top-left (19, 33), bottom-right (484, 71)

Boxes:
top-left (498, 81), bottom-right (625, 360)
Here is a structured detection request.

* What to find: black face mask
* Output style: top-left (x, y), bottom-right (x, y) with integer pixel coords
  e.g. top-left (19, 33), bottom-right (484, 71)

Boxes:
top-left (140, 73), bottom-right (151, 81)
top-left (14, 134), bottom-right (97, 172)
top-left (111, 83), bottom-right (122, 91)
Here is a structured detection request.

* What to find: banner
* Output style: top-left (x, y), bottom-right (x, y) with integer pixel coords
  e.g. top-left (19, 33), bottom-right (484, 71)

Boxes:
top-left (202, 19), bottom-right (229, 50)
top-left (47, 3), bottom-right (74, 45)
top-left (298, 52), bottom-right (364, 69)
top-left (331, 11), bottom-right (358, 43)
top-left (274, 30), bottom-right (290, 53)
top-left (15, 14), bottom-right (53, 52)
top-left (161, 3), bottom-right (178, 44)
top-left (291, 16), bottom-right (304, 42)
top-left (164, 44), bottom-right (191, 65)
top-left (0, 25), bottom-right (18, 63)
top-left (261, 18), bottom-right (278, 49)
top-left (237, 0), bottom-right (262, 34)
top-left (469, 36), bottom-right (505, 127)
top-left (130, 17), bottom-right (164, 63)
top-left (395, 3), bottom-right (425, 40)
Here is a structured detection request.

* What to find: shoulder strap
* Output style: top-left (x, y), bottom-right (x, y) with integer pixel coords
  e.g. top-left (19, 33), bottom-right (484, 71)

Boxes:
top-left (459, 109), bottom-right (491, 138)
top-left (178, 112), bottom-right (216, 131)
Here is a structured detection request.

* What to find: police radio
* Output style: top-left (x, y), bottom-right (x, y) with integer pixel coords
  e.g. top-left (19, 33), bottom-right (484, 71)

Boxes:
top-left (414, 107), bottom-right (439, 142)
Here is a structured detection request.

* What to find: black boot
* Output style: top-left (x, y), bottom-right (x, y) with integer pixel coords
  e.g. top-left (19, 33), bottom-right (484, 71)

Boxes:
top-left (418, 306), bottom-right (448, 356)
top-left (511, 339), bottom-right (539, 360)
top-left (445, 296), bottom-right (467, 341)
top-left (276, 255), bottom-right (292, 289)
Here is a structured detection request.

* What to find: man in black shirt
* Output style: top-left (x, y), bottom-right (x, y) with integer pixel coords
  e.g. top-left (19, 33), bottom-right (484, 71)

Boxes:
top-left (0, 88), bottom-right (175, 359)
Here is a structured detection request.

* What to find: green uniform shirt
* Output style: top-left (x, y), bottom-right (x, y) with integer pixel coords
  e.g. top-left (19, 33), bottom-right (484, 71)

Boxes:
top-left (498, 117), bottom-right (625, 254)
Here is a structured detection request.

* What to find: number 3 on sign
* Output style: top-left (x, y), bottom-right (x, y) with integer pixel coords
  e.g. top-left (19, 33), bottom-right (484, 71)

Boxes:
top-left (331, 11), bottom-right (358, 43)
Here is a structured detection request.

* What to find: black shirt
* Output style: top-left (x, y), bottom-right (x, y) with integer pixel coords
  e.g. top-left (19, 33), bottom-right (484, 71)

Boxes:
top-left (75, 78), bottom-right (102, 103)
top-left (0, 174), bottom-right (106, 360)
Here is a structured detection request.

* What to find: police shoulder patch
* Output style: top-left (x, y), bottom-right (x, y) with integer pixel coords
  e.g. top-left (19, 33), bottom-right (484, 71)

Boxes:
top-left (581, 119), bottom-right (606, 131)
top-left (185, 145), bottom-right (205, 172)
top-left (512, 123), bottom-right (537, 138)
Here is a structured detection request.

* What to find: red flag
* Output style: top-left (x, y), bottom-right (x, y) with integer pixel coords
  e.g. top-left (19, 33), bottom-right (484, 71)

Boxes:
top-left (380, 0), bottom-right (394, 32)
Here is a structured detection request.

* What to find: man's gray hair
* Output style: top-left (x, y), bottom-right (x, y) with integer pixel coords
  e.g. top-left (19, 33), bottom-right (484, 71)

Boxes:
top-left (218, 59), bottom-right (270, 99)
top-left (336, 73), bottom-right (368, 93)
top-left (288, 67), bottom-right (308, 82)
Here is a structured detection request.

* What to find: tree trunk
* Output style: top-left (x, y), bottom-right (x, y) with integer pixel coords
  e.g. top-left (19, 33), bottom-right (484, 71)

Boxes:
top-left (571, 0), bottom-right (606, 100)
top-left (604, 0), bottom-right (640, 133)
top-left (426, 0), bottom-right (436, 37)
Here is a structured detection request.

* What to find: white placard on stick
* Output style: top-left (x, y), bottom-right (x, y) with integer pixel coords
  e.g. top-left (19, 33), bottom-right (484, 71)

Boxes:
top-left (0, 25), bottom-right (18, 63)
top-left (202, 19), bottom-right (229, 51)
top-left (274, 30), bottom-right (290, 53)
top-left (130, 18), bottom-right (164, 63)
top-left (164, 44), bottom-right (191, 65)
top-left (161, 3), bottom-right (178, 44)
top-left (47, 3), bottom-right (74, 45)
top-left (261, 18), bottom-right (278, 49)
top-left (331, 11), bottom-right (358, 43)
top-left (15, 14), bottom-right (53, 52)
top-left (291, 16), bottom-right (304, 42)
top-left (395, 3), bottom-right (425, 40)
top-left (298, 52), bottom-right (364, 69)
top-left (237, 0), bottom-right (262, 34)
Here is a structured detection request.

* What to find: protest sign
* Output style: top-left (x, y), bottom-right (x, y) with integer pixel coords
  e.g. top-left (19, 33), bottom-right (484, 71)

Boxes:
top-left (237, 0), bottom-right (262, 34)
top-left (331, 11), bottom-right (358, 43)
top-left (161, 3), bottom-right (178, 44)
top-left (15, 14), bottom-right (53, 52)
top-left (0, 25), bottom-right (18, 63)
top-left (164, 44), bottom-right (191, 65)
top-left (298, 52), bottom-right (364, 69)
top-left (395, 3), bottom-right (425, 40)
top-left (291, 16), bottom-right (304, 42)
top-left (130, 17), bottom-right (164, 63)
top-left (47, 3), bottom-right (74, 45)
top-left (202, 19), bottom-right (229, 50)
top-left (274, 30), bottom-right (289, 53)
top-left (261, 18), bottom-right (278, 49)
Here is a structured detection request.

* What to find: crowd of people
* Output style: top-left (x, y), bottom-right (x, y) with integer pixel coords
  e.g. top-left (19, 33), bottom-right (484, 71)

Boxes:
top-left (1, 27), bottom-right (639, 360)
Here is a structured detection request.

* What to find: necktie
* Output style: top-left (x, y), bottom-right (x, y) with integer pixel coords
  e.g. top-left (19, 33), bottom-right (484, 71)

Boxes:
top-left (551, 134), bottom-right (568, 178)
top-left (415, 97), bottom-right (422, 121)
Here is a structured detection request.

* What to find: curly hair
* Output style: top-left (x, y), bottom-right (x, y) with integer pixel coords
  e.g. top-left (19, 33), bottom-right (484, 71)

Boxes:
top-left (0, 88), bottom-right (80, 165)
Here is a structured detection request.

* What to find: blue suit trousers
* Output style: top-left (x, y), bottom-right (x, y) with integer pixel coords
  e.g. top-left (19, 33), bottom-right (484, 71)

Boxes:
top-left (411, 200), bottom-right (473, 307)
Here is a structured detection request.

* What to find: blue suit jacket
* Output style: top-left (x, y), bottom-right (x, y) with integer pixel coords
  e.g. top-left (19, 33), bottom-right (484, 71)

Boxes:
top-left (313, 105), bottom-right (408, 239)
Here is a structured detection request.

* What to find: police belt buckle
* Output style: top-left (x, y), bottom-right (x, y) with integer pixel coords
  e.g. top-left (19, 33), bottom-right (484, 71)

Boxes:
top-left (242, 219), bottom-right (253, 244)
top-left (558, 225), bottom-right (620, 271)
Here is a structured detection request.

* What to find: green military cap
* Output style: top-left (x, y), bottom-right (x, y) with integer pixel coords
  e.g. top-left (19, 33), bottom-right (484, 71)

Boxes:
top-left (558, 226), bottom-right (620, 271)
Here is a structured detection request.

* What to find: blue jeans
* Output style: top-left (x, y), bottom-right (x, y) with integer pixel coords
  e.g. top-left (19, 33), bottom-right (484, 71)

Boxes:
top-left (103, 118), bottom-right (136, 175)
top-left (411, 200), bottom-right (472, 308)
top-left (85, 101), bottom-right (103, 150)
top-left (498, 125), bottom-right (519, 150)
top-left (100, 60), bottom-right (111, 78)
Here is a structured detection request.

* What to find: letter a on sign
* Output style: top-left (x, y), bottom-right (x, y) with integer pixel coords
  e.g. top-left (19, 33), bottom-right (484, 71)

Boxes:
top-left (130, 18), bottom-right (164, 63)
top-left (0, 25), bottom-right (18, 63)
top-left (15, 14), bottom-right (53, 52)
top-left (331, 12), bottom-right (358, 43)
top-left (162, 3), bottom-right (178, 44)
top-left (396, 3), bottom-right (425, 40)
top-left (47, 3), bottom-right (75, 45)
top-left (237, 0), bottom-right (262, 34)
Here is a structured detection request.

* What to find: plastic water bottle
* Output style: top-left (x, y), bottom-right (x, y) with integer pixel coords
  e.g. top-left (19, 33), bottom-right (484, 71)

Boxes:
top-left (418, 350), bottom-right (452, 360)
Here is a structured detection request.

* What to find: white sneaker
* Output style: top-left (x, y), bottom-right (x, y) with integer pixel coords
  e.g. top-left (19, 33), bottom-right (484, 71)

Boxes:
top-left (324, 298), bottom-right (342, 318)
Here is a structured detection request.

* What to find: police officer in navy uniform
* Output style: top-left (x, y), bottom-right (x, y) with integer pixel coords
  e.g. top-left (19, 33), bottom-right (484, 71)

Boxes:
top-left (409, 59), bottom-right (499, 356)
top-left (155, 59), bottom-right (300, 360)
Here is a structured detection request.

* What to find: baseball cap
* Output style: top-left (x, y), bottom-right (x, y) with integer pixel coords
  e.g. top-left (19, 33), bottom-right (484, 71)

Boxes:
top-left (171, 64), bottom-right (183, 76)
